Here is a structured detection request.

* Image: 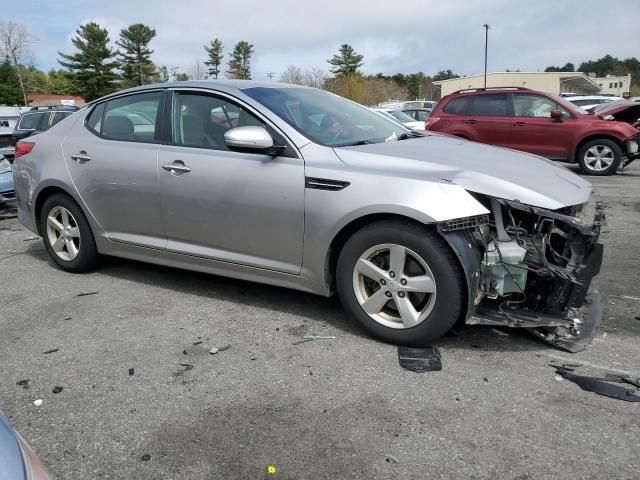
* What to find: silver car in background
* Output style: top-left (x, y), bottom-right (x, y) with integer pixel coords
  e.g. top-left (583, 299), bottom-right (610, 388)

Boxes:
top-left (13, 81), bottom-right (604, 349)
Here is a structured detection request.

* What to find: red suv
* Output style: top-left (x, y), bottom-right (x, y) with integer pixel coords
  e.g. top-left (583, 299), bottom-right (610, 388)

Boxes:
top-left (426, 87), bottom-right (639, 175)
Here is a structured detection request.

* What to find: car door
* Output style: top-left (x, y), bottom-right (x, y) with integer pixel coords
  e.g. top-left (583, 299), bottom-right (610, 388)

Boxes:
top-left (464, 94), bottom-right (512, 147)
top-left (157, 89), bottom-right (304, 274)
top-left (509, 93), bottom-right (578, 160)
top-left (61, 90), bottom-right (167, 248)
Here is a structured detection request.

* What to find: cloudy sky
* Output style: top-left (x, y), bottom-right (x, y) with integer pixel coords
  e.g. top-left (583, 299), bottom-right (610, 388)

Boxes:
top-left (4, 0), bottom-right (639, 79)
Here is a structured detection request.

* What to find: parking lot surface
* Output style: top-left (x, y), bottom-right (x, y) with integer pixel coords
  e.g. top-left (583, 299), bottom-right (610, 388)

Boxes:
top-left (1, 164), bottom-right (639, 479)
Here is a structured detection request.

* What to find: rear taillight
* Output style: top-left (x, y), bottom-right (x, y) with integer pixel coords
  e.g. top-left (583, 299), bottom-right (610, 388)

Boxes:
top-left (15, 141), bottom-right (35, 158)
top-left (425, 116), bottom-right (440, 130)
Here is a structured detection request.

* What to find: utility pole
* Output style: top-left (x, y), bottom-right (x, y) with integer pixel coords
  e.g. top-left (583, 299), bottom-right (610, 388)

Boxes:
top-left (483, 24), bottom-right (490, 89)
top-left (267, 72), bottom-right (275, 81)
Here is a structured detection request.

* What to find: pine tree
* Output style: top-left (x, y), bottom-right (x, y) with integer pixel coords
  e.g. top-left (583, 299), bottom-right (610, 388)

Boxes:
top-left (116, 24), bottom-right (157, 87)
top-left (0, 57), bottom-right (22, 105)
top-left (328, 44), bottom-right (363, 76)
top-left (204, 38), bottom-right (224, 79)
top-left (227, 41), bottom-right (253, 80)
top-left (58, 22), bottom-right (119, 101)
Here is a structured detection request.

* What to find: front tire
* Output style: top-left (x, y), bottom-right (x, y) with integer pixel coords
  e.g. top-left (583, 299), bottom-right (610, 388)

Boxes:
top-left (40, 193), bottom-right (99, 272)
top-left (336, 220), bottom-right (465, 346)
top-left (577, 138), bottom-right (622, 176)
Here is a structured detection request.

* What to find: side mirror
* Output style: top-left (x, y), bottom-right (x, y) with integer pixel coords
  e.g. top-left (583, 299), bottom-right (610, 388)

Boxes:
top-left (550, 109), bottom-right (563, 122)
top-left (223, 126), bottom-right (283, 155)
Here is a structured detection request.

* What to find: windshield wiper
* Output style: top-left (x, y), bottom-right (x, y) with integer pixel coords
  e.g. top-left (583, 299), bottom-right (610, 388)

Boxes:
top-left (334, 139), bottom-right (378, 147)
top-left (398, 131), bottom-right (425, 140)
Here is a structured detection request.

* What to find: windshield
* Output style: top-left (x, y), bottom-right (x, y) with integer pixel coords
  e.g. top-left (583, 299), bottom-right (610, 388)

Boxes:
top-left (242, 87), bottom-right (408, 147)
top-left (386, 110), bottom-right (417, 123)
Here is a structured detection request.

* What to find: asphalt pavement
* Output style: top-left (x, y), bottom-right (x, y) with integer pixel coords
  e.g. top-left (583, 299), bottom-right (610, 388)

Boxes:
top-left (1, 164), bottom-right (639, 479)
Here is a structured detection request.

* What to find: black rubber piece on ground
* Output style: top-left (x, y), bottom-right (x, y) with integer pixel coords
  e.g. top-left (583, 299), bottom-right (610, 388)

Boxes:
top-left (398, 346), bottom-right (442, 373)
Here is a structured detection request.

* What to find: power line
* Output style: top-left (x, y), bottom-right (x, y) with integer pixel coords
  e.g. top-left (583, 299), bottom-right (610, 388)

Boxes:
top-left (267, 72), bottom-right (276, 81)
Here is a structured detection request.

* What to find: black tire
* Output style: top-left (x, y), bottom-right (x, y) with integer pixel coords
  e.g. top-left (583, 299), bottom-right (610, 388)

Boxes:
top-left (40, 193), bottom-right (99, 272)
top-left (577, 138), bottom-right (622, 176)
top-left (336, 220), bottom-right (465, 346)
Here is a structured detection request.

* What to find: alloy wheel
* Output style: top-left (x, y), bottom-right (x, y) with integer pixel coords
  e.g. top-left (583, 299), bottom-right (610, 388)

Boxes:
top-left (584, 145), bottom-right (614, 172)
top-left (352, 243), bottom-right (437, 329)
top-left (46, 206), bottom-right (81, 261)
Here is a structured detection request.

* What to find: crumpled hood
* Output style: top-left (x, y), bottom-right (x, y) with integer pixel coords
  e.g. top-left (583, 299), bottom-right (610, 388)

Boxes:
top-left (334, 134), bottom-right (593, 210)
top-left (593, 99), bottom-right (640, 118)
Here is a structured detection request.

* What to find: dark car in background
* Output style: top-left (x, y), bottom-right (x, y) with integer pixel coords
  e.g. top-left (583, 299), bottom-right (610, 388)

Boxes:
top-left (12, 106), bottom-right (78, 144)
top-left (425, 87), bottom-right (639, 175)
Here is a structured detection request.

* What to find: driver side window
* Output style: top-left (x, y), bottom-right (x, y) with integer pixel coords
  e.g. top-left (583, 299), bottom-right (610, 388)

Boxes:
top-left (171, 92), bottom-right (265, 150)
top-left (513, 94), bottom-right (570, 118)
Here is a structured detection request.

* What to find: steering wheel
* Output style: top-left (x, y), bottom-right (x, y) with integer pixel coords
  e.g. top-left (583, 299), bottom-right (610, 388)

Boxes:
top-left (331, 126), bottom-right (355, 143)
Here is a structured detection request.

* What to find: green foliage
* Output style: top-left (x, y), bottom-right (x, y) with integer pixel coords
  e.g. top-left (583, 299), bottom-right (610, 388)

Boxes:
top-left (58, 22), bottom-right (119, 101)
top-left (227, 41), bottom-right (253, 79)
top-left (116, 23), bottom-right (157, 87)
top-left (47, 69), bottom-right (75, 94)
top-left (174, 72), bottom-right (189, 81)
top-left (544, 62), bottom-right (575, 72)
top-left (432, 70), bottom-right (459, 82)
top-left (21, 65), bottom-right (48, 93)
top-left (0, 57), bottom-right (22, 105)
top-left (204, 39), bottom-right (224, 79)
top-left (328, 44), bottom-right (363, 76)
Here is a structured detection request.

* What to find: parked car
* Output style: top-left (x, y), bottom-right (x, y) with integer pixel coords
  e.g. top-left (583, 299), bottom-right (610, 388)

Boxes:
top-left (0, 155), bottom-right (15, 204)
top-left (12, 106), bottom-right (78, 145)
top-left (371, 108), bottom-right (424, 130)
top-left (425, 87), bottom-right (639, 175)
top-left (13, 81), bottom-right (604, 350)
top-left (565, 95), bottom-right (622, 113)
top-left (0, 124), bottom-right (14, 159)
top-left (402, 107), bottom-right (432, 122)
top-left (0, 408), bottom-right (51, 480)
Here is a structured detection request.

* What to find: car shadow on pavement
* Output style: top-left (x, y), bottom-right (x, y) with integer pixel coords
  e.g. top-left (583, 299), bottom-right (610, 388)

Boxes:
top-left (22, 246), bottom-right (565, 353)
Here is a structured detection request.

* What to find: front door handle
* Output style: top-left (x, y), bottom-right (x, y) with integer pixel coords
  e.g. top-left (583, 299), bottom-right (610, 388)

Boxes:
top-left (464, 119), bottom-right (477, 125)
top-left (162, 161), bottom-right (191, 174)
top-left (513, 122), bottom-right (527, 127)
top-left (70, 151), bottom-right (91, 163)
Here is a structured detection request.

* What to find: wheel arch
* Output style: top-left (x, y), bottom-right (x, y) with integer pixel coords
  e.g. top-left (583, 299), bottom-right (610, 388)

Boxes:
top-left (572, 134), bottom-right (624, 164)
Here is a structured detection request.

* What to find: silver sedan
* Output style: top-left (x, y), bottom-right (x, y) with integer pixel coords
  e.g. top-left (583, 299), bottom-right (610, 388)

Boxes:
top-left (12, 81), bottom-right (604, 349)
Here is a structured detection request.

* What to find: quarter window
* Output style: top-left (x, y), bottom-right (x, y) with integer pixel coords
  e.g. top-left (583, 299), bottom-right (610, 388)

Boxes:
top-left (171, 92), bottom-right (265, 150)
top-left (18, 113), bottom-right (45, 130)
top-left (468, 94), bottom-right (508, 116)
top-left (513, 94), bottom-right (569, 118)
top-left (88, 92), bottom-right (162, 142)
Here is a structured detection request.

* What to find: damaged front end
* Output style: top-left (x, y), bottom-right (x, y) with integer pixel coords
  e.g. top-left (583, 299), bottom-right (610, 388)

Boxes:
top-left (440, 196), bottom-right (605, 352)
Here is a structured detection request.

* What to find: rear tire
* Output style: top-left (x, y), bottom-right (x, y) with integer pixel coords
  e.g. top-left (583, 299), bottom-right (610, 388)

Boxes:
top-left (577, 138), bottom-right (622, 176)
top-left (336, 220), bottom-right (465, 346)
top-left (40, 193), bottom-right (99, 272)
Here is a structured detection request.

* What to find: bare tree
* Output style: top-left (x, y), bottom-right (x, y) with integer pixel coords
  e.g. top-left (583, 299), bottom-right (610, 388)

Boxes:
top-left (0, 20), bottom-right (34, 106)
top-left (303, 67), bottom-right (327, 89)
top-left (187, 60), bottom-right (207, 80)
top-left (280, 65), bottom-right (304, 85)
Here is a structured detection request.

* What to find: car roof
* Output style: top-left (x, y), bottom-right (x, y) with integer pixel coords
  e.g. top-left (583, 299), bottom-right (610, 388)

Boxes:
top-left (90, 80), bottom-right (308, 105)
top-left (566, 95), bottom-right (622, 101)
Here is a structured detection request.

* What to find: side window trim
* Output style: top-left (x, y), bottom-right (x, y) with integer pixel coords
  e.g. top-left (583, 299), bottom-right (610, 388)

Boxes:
top-left (167, 88), bottom-right (300, 158)
top-left (83, 89), bottom-right (165, 144)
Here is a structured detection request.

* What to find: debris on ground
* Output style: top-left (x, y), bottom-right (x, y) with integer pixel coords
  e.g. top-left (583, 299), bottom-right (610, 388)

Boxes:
top-left (33, 399), bottom-right (43, 407)
top-left (77, 291), bottom-right (99, 297)
top-left (141, 454), bottom-right (151, 462)
top-left (555, 368), bottom-right (640, 402)
top-left (0, 208), bottom-right (18, 220)
top-left (218, 344), bottom-right (231, 352)
top-left (23, 236), bottom-right (39, 242)
top-left (385, 454), bottom-right (399, 464)
top-left (293, 335), bottom-right (335, 345)
top-left (209, 347), bottom-right (219, 355)
top-left (52, 386), bottom-right (63, 394)
top-left (16, 379), bottom-right (29, 389)
top-left (128, 368), bottom-right (135, 376)
top-left (43, 348), bottom-right (59, 354)
top-left (64, 317), bottom-right (72, 321)
top-left (398, 346), bottom-right (442, 373)
top-left (179, 363), bottom-right (193, 370)
top-left (192, 341), bottom-right (202, 346)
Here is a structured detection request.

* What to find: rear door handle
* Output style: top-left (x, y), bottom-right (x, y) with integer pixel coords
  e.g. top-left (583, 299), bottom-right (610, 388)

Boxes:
top-left (162, 161), bottom-right (191, 174)
top-left (513, 122), bottom-right (527, 127)
top-left (70, 151), bottom-right (91, 163)
top-left (464, 119), bottom-right (477, 125)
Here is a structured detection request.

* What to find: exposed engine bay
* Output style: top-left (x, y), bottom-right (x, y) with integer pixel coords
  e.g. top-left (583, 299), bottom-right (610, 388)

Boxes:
top-left (440, 195), bottom-right (605, 352)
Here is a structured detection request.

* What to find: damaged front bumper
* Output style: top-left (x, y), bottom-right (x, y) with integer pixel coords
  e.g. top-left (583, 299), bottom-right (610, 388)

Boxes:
top-left (440, 198), bottom-right (605, 352)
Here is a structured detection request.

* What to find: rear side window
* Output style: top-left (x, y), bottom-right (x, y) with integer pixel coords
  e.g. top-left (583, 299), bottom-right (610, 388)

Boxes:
top-left (86, 92), bottom-right (162, 142)
top-left (443, 97), bottom-right (471, 115)
top-left (468, 94), bottom-right (509, 116)
top-left (18, 113), bottom-right (45, 130)
top-left (49, 111), bottom-right (72, 128)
